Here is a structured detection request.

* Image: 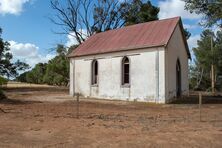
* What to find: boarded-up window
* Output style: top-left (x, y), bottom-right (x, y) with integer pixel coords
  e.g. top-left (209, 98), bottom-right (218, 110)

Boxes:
top-left (122, 57), bottom-right (130, 85)
top-left (92, 60), bottom-right (98, 85)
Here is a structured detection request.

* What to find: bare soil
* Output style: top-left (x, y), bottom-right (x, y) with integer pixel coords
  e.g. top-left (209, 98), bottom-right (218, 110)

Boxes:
top-left (0, 86), bottom-right (222, 148)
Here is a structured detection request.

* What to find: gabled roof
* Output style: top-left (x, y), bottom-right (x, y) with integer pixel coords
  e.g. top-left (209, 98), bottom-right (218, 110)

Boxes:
top-left (68, 17), bottom-right (190, 58)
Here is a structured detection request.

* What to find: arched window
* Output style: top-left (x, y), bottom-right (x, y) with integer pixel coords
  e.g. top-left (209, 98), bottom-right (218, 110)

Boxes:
top-left (92, 60), bottom-right (98, 85)
top-left (122, 56), bottom-right (130, 85)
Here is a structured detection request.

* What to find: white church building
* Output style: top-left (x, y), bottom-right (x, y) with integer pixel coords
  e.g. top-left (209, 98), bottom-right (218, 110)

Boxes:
top-left (68, 17), bottom-right (190, 104)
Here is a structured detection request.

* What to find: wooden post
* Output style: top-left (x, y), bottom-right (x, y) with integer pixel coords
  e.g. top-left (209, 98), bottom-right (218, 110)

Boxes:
top-left (211, 64), bottom-right (215, 95)
top-left (211, 35), bottom-right (215, 95)
top-left (76, 93), bottom-right (80, 119)
top-left (199, 92), bottom-right (202, 122)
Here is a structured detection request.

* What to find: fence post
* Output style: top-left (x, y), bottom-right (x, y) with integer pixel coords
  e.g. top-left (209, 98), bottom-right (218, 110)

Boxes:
top-left (76, 93), bottom-right (80, 119)
top-left (199, 92), bottom-right (202, 122)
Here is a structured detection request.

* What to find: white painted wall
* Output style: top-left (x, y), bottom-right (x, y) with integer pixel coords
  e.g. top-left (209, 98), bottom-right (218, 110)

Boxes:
top-left (70, 48), bottom-right (166, 103)
top-left (165, 24), bottom-right (189, 102)
top-left (69, 60), bottom-right (74, 96)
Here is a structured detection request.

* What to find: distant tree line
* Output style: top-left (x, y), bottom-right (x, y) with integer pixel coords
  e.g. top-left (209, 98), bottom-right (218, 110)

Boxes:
top-left (16, 45), bottom-right (74, 86)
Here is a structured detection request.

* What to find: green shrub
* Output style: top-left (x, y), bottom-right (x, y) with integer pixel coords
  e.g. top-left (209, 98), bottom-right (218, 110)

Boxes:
top-left (0, 89), bottom-right (6, 100)
top-left (0, 76), bottom-right (8, 86)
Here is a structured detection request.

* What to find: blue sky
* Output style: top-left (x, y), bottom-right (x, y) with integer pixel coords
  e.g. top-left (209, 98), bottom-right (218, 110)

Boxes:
top-left (0, 0), bottom-right (204, 67)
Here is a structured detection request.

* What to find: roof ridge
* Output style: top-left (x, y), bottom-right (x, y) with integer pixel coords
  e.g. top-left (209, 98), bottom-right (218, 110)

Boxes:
top-left (92, 16), bottom-right (181, 36)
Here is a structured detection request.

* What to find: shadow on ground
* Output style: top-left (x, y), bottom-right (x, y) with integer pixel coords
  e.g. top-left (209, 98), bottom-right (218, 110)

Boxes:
top-left (2, 86), bottom-right (222, 105)
top-left (0, 97), bottom-right (42, 105)
top-left (171, 95), bottom-right (222, 104)
top-left (2, 87), bottom-right (68, 93)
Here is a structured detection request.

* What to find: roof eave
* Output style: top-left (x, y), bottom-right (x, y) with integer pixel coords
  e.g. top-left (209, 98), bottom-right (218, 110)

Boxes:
top-left (165, 17), bottom-right (191, 59)
top-left (68, 44), bottom-right (166, 58)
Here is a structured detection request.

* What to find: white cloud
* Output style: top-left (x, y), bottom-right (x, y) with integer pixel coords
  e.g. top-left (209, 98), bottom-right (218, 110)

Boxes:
top-left (186, 34), bottom-right (200, 59)
top-left (184, 24), bottom-right (199, 29)
top-left (188, 34), bottom-right (200, 49)
top-left (0, 0), bottom-right (31, 15)
top-left (66, 29), bottom-right (88, 47)
top-left (66, 32), bottom-right (79, 47)
top-left (158, 0), bottom-right (201, 20)
top-left (9, 41), bottom-right (55, 68)
top-left (212, 25), bottom-right (222, 35)
top-left (28, 54), bottom-right (55, 68)
top-left (9, 41), bottom-right (38, 57)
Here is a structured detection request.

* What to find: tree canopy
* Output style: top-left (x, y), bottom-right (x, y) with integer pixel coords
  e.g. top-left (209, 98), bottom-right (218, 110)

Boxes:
top-left (0, 28), bottom-right (29, 78)
top-left (124, 0), bottom-right (159, 26)
top-left (43, 45), bottom-right (69, 86)
top-left (184, 0), bottom-right (222, 27)
top-left (50, 0), bottom-right (160, 44)
top-left (0, 27), bottom-right (29, 100)
top-left (189, 29), bottom-right (222, 91)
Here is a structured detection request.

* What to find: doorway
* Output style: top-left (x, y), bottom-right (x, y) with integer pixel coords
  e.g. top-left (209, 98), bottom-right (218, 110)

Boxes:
top-left (176, 59), bottom-right (181, 97)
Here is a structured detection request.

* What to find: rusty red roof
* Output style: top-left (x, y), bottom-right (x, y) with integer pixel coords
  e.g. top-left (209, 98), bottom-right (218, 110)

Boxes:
top-left (68, 17), bottom-right (190, 58)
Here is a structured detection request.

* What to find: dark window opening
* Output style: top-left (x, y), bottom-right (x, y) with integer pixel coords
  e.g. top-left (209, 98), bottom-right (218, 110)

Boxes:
top-left (92, 60), bottom-right (98, 85)
top-left (176, 59), bottom-right (181, 97)
top-left (122, 57), bottom-right (130, 85)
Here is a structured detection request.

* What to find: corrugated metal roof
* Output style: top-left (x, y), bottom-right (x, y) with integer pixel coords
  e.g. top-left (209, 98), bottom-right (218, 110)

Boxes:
top-left (68, 17), bottom-right (189, 58)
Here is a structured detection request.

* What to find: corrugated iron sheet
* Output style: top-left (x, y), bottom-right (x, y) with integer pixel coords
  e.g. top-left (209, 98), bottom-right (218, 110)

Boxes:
top-left (69, 17), bottom-right (182, 57)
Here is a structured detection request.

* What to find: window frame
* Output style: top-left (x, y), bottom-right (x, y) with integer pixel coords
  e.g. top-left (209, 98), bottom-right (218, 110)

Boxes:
top-left (91, 59), bottom-right (98, 86)
top-left (121, 56), bottom-right (130, 87)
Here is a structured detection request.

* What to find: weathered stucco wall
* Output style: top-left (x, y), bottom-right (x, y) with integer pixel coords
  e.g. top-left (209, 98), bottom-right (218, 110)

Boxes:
top-left (165, 24), bottom-right (189, 101)
top-left (69, 61), bottom-right (74, 96)
top-left (70, 48), bottom-right (166, 103)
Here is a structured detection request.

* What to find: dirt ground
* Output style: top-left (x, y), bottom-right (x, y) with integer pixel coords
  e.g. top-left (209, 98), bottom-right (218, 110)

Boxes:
top-left (0, 86), bottom-right (222, 148)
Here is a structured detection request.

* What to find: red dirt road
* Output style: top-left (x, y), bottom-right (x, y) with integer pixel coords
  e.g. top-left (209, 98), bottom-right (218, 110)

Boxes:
top-left (0, 87), bottom-right (222, 147)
